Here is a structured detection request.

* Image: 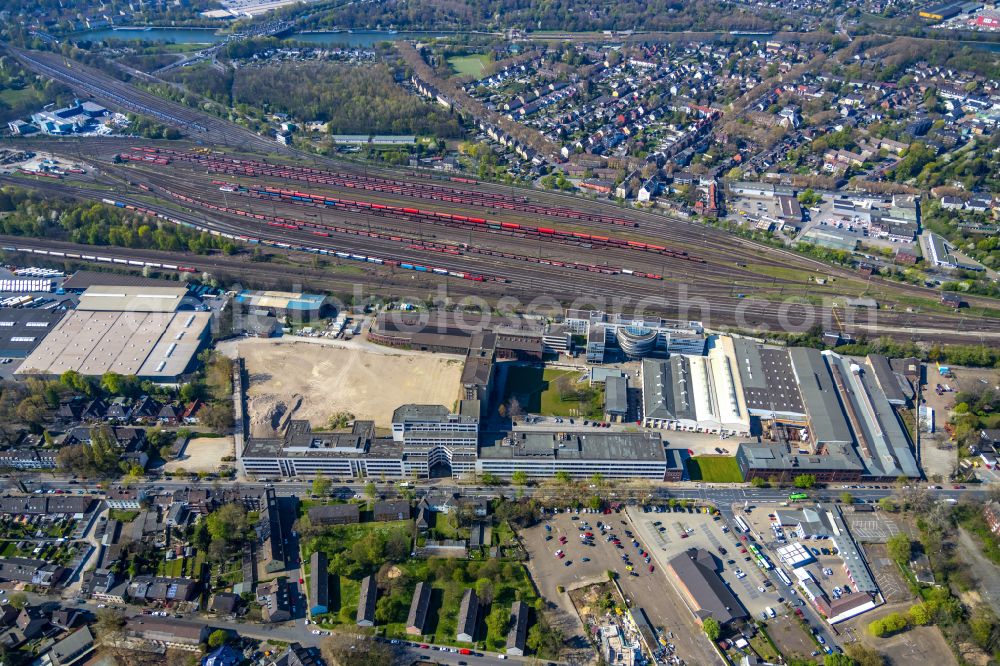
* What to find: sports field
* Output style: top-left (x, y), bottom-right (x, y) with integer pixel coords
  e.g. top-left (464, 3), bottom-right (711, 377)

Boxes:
top-left (448, 53), bottom-right (490, 77)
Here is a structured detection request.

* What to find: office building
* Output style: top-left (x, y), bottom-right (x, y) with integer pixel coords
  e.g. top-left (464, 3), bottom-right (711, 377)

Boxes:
top-left (564, 309), bottom-right (705, 362)
top-left (478, 430), bottom-right (673, 480)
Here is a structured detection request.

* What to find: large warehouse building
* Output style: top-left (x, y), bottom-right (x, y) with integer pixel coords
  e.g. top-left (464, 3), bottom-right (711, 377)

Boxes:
top-left (0, 309), bottom-right (65, 360)
top-left (16, 285), bottom-right (211, 382)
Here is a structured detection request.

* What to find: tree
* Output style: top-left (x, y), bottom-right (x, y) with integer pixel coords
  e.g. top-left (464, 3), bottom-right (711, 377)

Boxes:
top-left (824, 654), bottom-right (857, 666)
top-left (311, 474), bottom-right (331, 497)
top-left (206, 503), bottom-right (248, 545)
top-left (868, 612), bottom-right (907, 637)
top-left (7, 592), bottom-right (26, 610)
top-left (554, 471), bottom-right (572, 484)
top-left (207, 630), bottom-right (228, 649)
top-left (364, 482), bottom-right (377, 506)
top-left (322, 633), bottom-right (393, 666)
top-left (486, 604), bottom-right (510, 641)
top-left (840, 492), bottom-right (854, 505)
top-left (907, 602), bottom-right (934, 626)
top-left (844, 644), bottom-right (885, 666)
top-left (702, 617), bottom-right (721, 641)
top-left (793, 474), bottom-right (816, 489)
top-left (589, 473), bottom-right (605, 487)
top-left (587, 495), bottom-right (602, 511)
top-left (750, 477), bottom-right (767, 488)
top-left (877, 497), bottom-right (897, 513)
top-left (886, 534), bottom-right (911, 567)
top-left (199, 401), bottom-right (233, 431)
top-left (475, 578), bottom-right (494, 607)
top-left (95, 608), bottom-right (126, 639)
top-left (511, 470), bottom-right (528, 487)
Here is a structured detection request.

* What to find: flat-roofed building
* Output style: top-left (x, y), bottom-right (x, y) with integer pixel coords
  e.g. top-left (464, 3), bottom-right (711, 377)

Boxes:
top-left (240, 420), bottom-right (405, 479)
top-left (0, 309), bottom-right (64, 359)
top-left (234, 290), bottom-right (328, 322)
top-left (392, 403), bottom-right (479, 478)
top-left (356, 575), bottom-right (377, 627)
top-left (478, 430), bottom-right (670, 480)
top-left (604, 375), bottom-right (629, 423)
top-left (17, 286), bottom-right (211, 382)
top-left (76, 285), bottom-right (189, 312)
top-left (564, 309), bottom-right (705, 361)
top-left (406, 582), bottom-right (431, 635)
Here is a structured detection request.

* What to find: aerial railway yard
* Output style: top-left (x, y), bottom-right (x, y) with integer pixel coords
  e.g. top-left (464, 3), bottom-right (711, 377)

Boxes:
top-left (5, 137), bottom-right (1000, 343)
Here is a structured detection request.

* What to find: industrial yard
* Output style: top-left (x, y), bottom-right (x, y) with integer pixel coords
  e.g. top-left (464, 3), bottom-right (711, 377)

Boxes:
top-left (235, 338), bottom-right (465, 434)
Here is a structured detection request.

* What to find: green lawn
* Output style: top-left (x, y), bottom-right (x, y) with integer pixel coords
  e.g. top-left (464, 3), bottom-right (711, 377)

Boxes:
top-left (108, 510), bottom-right (140, 522)
top-left (448, 54), bottom-right (490, 77)
top-left (686, 456), bottom-right (744, 483)
top-left (503, 366), bottom-right (601, 418)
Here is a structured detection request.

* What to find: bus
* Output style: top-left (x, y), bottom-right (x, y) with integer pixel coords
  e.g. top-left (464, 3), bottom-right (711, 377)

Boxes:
top-left (776, 569), bottom-right (792, 586)
top-left (734, 515), bottom-right (751, 533)
top-left (788, 492), bottom-right (809, 501)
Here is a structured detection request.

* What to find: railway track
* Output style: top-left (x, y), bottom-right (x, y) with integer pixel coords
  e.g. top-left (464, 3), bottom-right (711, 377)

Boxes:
top-left (5, 173), bottom-right (1000, 344)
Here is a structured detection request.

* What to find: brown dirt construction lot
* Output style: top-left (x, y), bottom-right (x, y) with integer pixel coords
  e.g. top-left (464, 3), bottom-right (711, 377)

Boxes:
top-left (237, 340), bottom-right (464, 434)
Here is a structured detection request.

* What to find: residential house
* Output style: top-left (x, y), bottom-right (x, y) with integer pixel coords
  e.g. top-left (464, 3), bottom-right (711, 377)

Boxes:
top-left (258, 578), bottom-right (292, 623)
top-left (456, 589), bottom-right (479, 643)
top-left (406, 582), bottom-right (431, 635)
top-left (307, 504), bottom-right (359, 526)
top-left (39, 626), bottom-right (94, 666)
top-left (210, 592), bottom-right (241, 616)
top-left (373, 500), bottom-right (410, 522)
top-left (506, 601), bottom-right (529, 657)
top-left (309, 552), bottom-right (329, 616)
top-left (356, 575), bottom-right (377, 627)
top-left (125, 617), bottom-right (209, 650)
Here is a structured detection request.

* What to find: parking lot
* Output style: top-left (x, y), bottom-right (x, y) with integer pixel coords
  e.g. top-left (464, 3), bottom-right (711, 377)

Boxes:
top-left (521, 508), bottom-right (720, 665)
top-left (627, 506), bottom-right (785, 621)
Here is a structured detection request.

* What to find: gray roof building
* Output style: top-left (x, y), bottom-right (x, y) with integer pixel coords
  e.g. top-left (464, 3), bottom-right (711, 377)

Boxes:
top-left (788, 347), bottom-right (853, 446)
top-left (604, 375), bottom-right (628, 417)
top-left (308, 552), bottom-right (329, 615)
top-left (731, 339), bottom-right (805, 417)
top-left (456, 588), bottom-right (478, 643)
top-left (356, 575), bottom-right (377, 627)
top-left (506, 600), bottom-right (529, 656)
top-left (406, 582), bottom-right (431, 635)
top-left (667, 548), bottom-right (747, 625)
top-left (308, 504), bottom-right (360, 526)
top-left (41, 626), bottom-right (94, 666)
top-left (641, 357), bottom-right (696, 422)
top-left (866, 354), bottom-right (908, 406)
top-left (373, 499), bottom-right (410, 522)
top-left (0, 308), bottom-right (64, 359)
